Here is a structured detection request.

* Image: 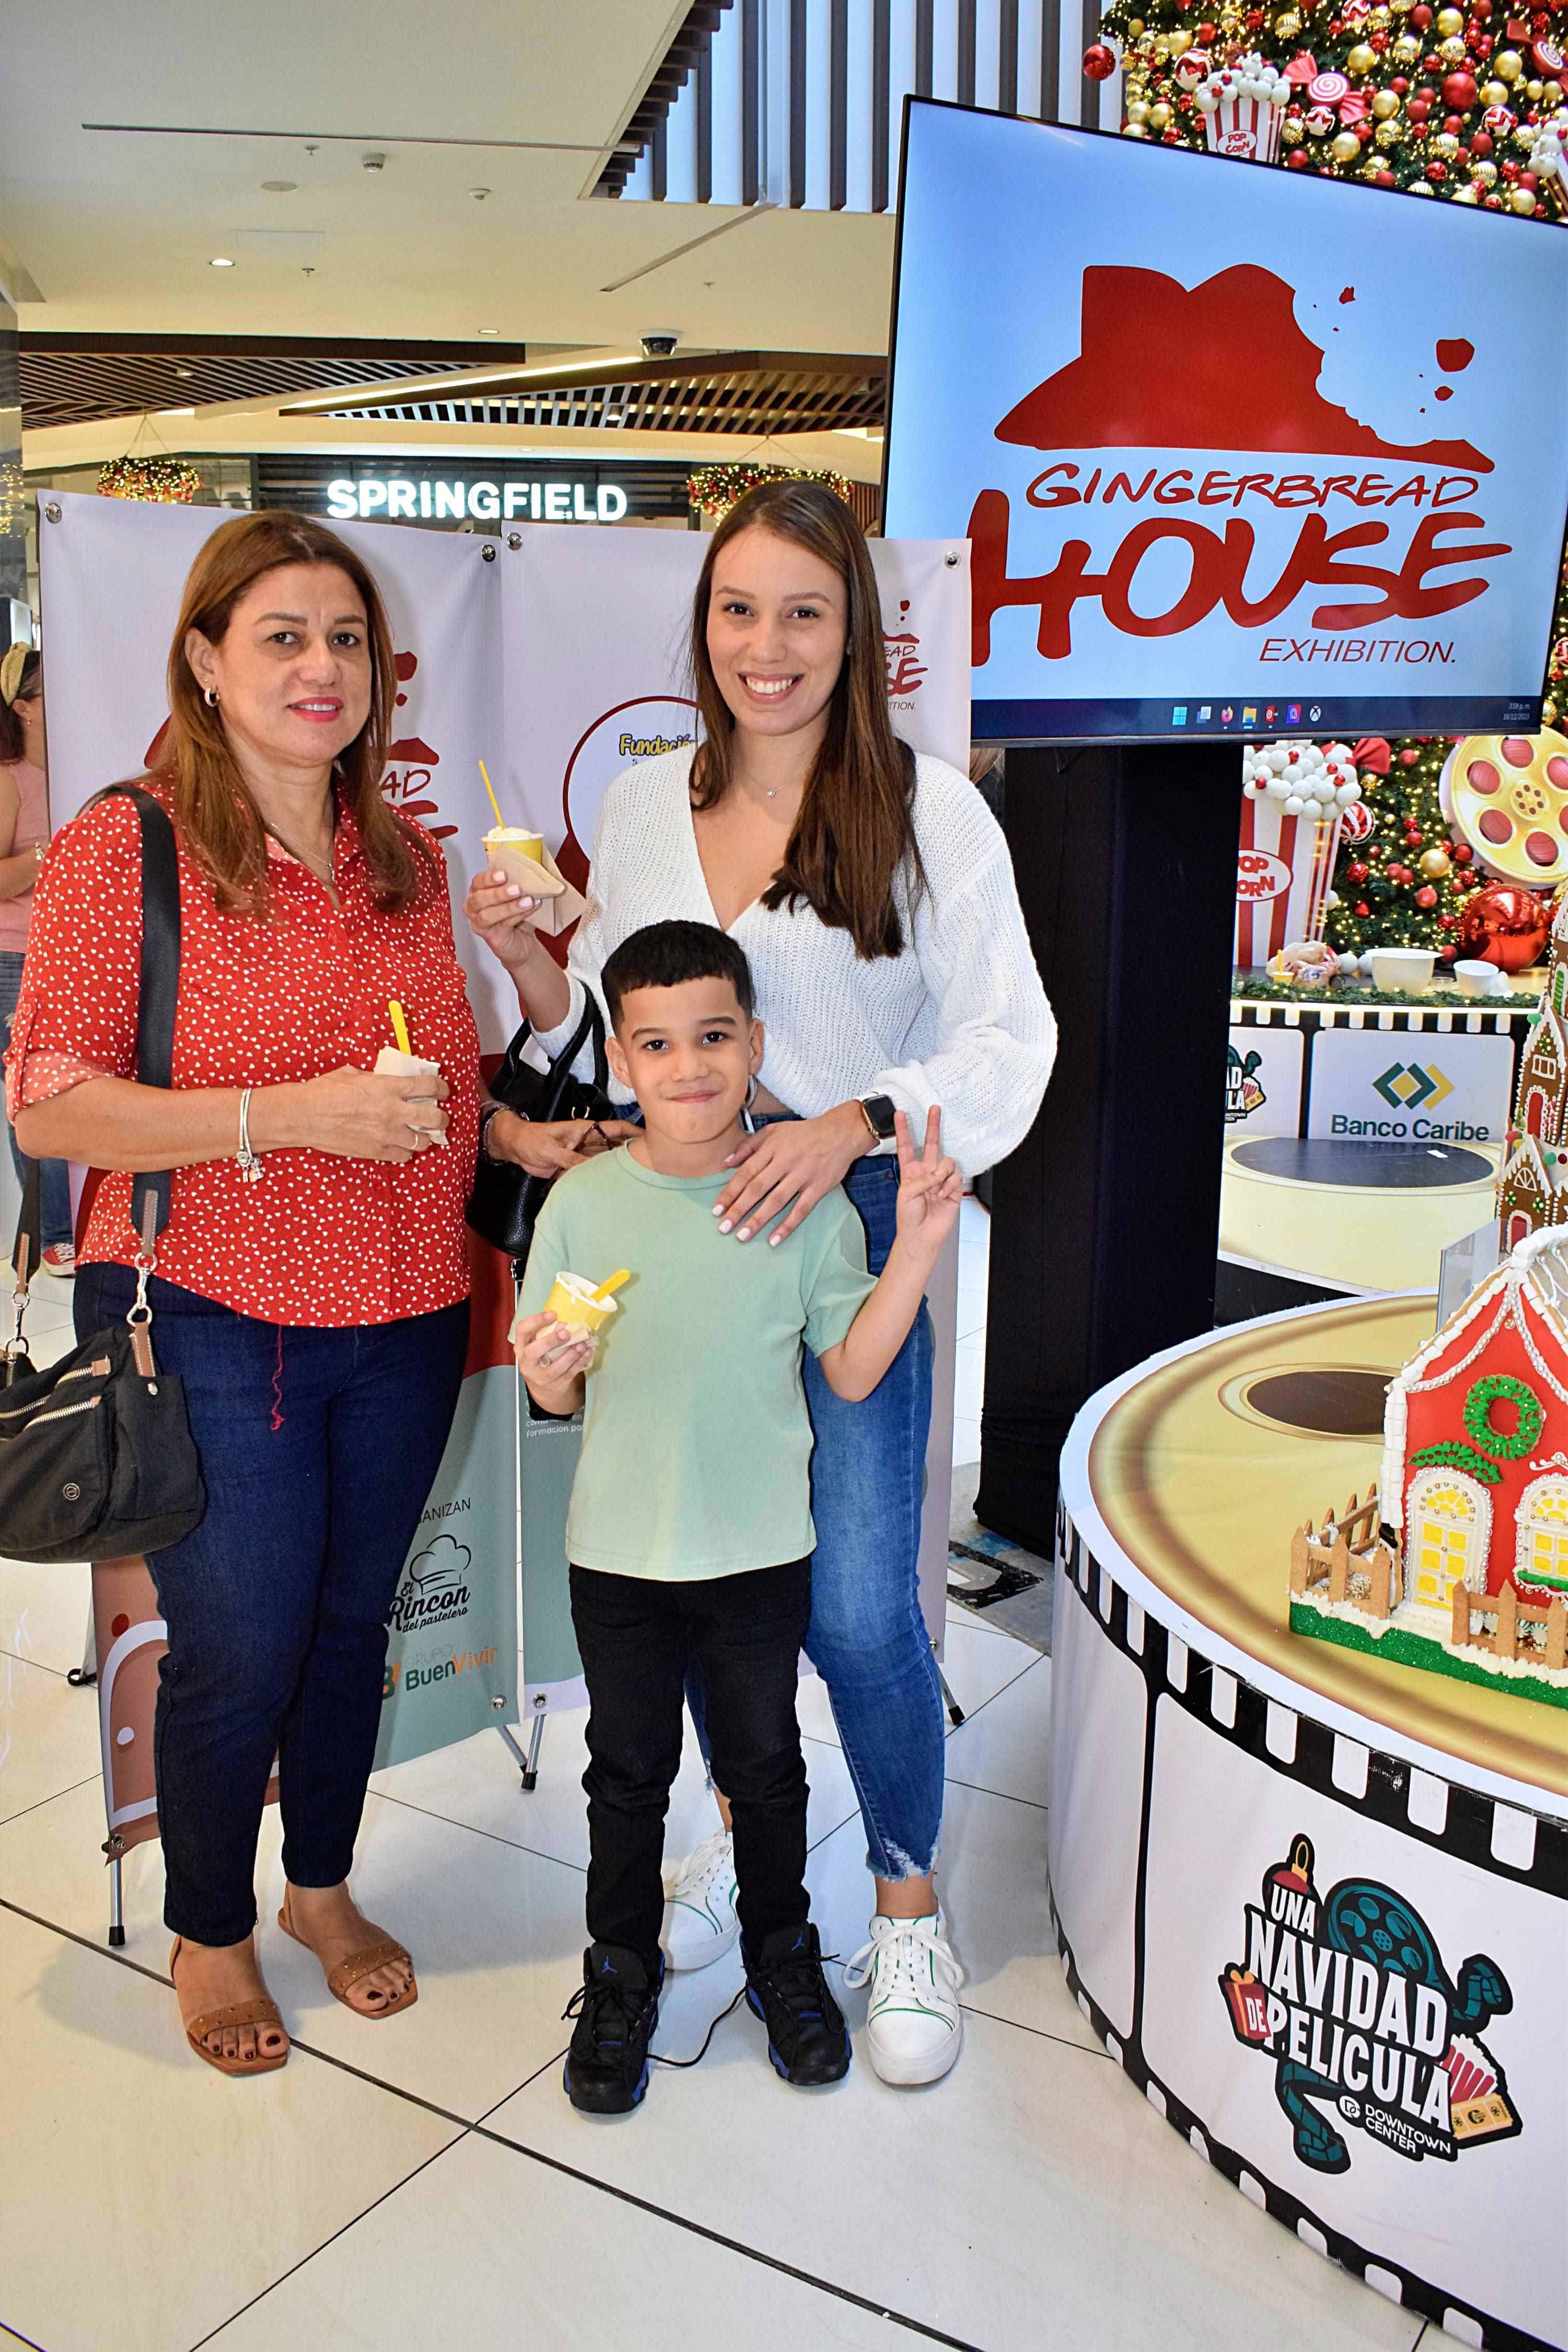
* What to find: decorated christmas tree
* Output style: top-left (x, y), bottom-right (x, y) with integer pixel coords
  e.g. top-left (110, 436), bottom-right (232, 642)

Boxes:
top-left (1088, 0), bottom-right (1566, 212)
top-left (1322, 737), bottom-right (1482, 958)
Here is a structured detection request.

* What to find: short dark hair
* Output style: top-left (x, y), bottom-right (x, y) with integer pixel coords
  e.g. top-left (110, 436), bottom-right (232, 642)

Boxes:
top-left (601, 919), bottom-right (755, 1028)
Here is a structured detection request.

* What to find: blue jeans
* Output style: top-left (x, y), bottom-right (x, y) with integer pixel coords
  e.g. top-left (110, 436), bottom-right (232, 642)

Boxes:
top-left (690, 1131), bottom-right (943, 1881)
top-left (0, 950), bottom-right (73, 1250)
top-left (76, 1264), bottom-right (469, 1946)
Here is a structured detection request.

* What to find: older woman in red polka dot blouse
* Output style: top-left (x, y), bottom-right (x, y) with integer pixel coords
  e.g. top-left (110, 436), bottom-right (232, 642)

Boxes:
top-left (11, 512), bottom-right (507, 2075)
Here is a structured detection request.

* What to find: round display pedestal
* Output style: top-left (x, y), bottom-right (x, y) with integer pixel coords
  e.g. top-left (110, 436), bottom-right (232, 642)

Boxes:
top-left (1053, 1295), bottom-right (1565, 2352)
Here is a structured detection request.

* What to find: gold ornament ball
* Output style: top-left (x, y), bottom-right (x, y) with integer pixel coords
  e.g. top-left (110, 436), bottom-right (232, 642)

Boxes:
top-left (1438, 34), bottom-right (1467, 63)
top-left (1514, 121), bottom-right (1536, 146)
top-left (1481, 78), bottom-right (1508, 103)
top-left (1347, 40), bottom-right (1377, 72)
top-left (1392, 32), bottom-right (1422, 61)
top-left (1431, 129), bottom-right (1460, 155)
top-left (1526, 77), bottom-right (1544, 99)
top-left (1547, 80), bottom-right (1563, 103)
top-left (1453, 180), bottom-right (1481, 199)
top-left (1125, 97), bottom-right (1151, 121)
top-left (1375, 118), bottom-right (1404, 144)
top-left (1546, 694), bottom-right (1560, 729)
top-left (1274, 9), bottom-right (1301, 34)
top-left (1332, 127), bottom-right (1363, 159)
top-left (1472, 157), bottom-right (1498, 181)
top-left (1282, 114), bottom-right (1306, 142)
top-left (1152, 34), bottom-right (1171, 60)
top-left (1122, 118), bottom-right (1149, 135)
top-left (1435, 4), bottom-right (1463, 31)
top-left (1419, 848), bottom-right (1451, 879)
top-left (1510, 182), bottom-right (1537, 211)
top-left (1127, 15), bottom-right (1145, 31)
top-left (1372, 87), bottom-right (1401, 116)
top-left (1148, 100), bottom-right (1173, 128)
top-left (1494, 48), bottom-right (1523, 79)
top-left (1169, 27), bottom-right (1194, 54)
top-left (1409, 175), bottom-right (1434, 192)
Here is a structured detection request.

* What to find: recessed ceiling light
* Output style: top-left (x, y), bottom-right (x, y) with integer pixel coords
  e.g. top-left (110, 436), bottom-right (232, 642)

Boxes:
top-left (210, 256), bottom-right (235, 268)
top-left (261, 179), bottom-right (297, 193)
top-left (478, 327), bottom-right (500, 336)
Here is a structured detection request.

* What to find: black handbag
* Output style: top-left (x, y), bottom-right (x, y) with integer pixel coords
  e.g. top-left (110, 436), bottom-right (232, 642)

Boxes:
top-left (465, 989), bottom-right (618, 1273)
top-left (0, 786), bottom-right (206, 1564)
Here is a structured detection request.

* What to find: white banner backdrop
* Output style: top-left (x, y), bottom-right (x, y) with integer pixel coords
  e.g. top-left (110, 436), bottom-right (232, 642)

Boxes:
top-left (38, 490), bottom-right (515, 1048)
top-left (497, 522), bottom-right (974, 1692)
top-left (37, 494), bottom-right (976, 1739)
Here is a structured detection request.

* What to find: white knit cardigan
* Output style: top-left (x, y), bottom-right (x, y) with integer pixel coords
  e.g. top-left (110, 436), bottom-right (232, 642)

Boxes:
top-left (534, 744), bottom-right (1056, 1177)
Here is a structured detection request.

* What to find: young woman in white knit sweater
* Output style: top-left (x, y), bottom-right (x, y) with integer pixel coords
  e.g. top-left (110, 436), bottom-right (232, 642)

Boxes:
top-left (468, 481), bottom-right (1055, 2085)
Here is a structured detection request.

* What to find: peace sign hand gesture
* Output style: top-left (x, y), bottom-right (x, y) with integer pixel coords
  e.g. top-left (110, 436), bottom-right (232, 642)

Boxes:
top-left (892, 1106), bottom-right (963, 1263)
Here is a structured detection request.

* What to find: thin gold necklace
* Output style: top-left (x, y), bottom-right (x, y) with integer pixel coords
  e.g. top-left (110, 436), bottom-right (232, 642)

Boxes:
top-left (262, 817), bottom-right (335, 886)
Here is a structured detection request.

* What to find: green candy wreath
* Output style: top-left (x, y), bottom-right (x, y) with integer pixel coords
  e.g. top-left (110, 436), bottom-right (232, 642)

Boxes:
top-left (1462, 1375), bottom-right (1544, 1463)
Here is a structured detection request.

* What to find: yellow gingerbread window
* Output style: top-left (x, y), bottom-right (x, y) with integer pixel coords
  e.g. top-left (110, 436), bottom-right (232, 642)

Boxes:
top-left (1408, 1469), bottom-right (1490, 1610)
top-left (1515, 1474), bottom-right (1568, 1596)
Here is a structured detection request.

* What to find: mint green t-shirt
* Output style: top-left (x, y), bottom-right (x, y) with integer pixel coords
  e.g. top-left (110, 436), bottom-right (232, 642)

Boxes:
top-left (517, 1146), bottom-right (875, 1579)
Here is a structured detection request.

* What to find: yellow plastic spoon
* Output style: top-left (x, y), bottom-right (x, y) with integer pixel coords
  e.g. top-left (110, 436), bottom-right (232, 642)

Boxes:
top-left (592, 1269), bottom-right (632, 1305)
top-left (388, 999), bottom-right (412, 1056)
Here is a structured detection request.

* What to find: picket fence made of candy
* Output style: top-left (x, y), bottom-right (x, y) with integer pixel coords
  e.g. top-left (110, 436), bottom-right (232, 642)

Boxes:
top-left (1289, 1228), bottom-right (1568, 1707)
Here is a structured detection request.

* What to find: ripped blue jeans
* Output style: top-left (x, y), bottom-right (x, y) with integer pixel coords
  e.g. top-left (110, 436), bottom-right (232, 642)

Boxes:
top-left (689, 1136), bottom-right (944, 1881)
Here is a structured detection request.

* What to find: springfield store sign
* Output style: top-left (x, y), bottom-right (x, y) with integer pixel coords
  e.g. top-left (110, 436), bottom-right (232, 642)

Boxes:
top-left (256, 455), bottom-right (691, 528)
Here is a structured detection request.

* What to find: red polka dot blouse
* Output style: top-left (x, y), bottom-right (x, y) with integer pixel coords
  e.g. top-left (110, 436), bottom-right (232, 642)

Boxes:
top-left (5, 782), bottom-right (480, 1327)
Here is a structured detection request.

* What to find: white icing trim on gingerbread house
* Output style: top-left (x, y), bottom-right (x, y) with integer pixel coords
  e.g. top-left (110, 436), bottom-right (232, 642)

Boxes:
top-left (1524, 997), bottom-right (1566, 1083)
top-left (1513, 1471), bottom-right (1568, 1592)
top-left (1380, 1229), bottom-right (1568, 1529)
top-left (1499, 1133), bottom-right (1552, 1200)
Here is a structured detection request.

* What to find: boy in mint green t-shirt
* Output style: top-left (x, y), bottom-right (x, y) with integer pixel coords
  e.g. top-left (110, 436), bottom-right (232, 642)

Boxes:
top-left (513, 919), bottom-right (960, 2117)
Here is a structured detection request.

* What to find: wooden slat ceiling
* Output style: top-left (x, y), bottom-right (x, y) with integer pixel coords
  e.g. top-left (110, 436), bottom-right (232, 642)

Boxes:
top-left (19, 336), bottom-right (523, 431)
top-left (596, 0), bottom-right (733, 198)
top-left (320, 351), bottom-right (888, 436)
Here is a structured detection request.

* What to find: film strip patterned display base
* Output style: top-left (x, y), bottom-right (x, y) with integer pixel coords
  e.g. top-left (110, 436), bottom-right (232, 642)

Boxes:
top-left (1048, 1504), bottom-right (1566, 2352)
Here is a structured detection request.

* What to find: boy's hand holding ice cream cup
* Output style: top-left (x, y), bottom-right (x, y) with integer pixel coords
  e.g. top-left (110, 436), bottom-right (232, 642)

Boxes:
top-left (513, 1269), bottom-right (630, 1388)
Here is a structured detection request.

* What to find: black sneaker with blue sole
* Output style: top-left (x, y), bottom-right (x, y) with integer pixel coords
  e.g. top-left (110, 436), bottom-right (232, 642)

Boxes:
top-left (743, 1920), bottom-right (850, 2086)
top-left (562, 1942), bottom-right (663, 2114)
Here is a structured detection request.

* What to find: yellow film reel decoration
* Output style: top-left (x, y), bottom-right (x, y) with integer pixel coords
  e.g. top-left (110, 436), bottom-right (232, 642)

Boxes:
top-left (1440, 729), bottom-right (1568, 888)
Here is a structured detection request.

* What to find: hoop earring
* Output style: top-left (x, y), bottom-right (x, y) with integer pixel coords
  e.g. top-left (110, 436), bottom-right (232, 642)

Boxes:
top-left (203, 686), bottom-right (220, 709)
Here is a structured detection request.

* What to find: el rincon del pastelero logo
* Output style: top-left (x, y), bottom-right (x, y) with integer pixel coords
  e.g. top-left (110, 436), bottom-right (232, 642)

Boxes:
top-left (967, 264), bottom-right (1506, 671)
top-left (1218, 1834), bottom-right (1520, 2174)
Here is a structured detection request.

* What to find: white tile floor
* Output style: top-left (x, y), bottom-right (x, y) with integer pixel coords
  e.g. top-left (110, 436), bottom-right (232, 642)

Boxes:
top-left (0, 1213), bottom-right (1432, 2352)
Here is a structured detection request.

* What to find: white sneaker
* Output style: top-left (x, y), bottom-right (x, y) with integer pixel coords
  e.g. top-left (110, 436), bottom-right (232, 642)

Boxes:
top-left (844, 1911), bottom-right (965, 2086)
top-left (660, 1829), bottom-right (740, 1971)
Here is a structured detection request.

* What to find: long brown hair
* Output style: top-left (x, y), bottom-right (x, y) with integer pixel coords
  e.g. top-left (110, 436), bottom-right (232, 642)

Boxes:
top-left (688, 481), bottom-right (921, 960)
top-left (157, 511), bottom-right (430, 913)
top-left (0, 649), bottom-right (41, 766)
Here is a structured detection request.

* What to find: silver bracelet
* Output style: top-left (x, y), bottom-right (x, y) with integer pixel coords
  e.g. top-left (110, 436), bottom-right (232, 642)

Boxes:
top-left (236, 1086), bottom-right (264, 1183)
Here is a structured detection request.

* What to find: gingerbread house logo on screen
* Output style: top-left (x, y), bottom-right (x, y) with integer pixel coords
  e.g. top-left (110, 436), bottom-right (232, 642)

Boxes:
top-left (966, 263), bottom-right (1506, 678)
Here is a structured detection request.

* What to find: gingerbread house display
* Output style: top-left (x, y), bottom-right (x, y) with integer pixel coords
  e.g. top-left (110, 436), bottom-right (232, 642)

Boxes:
top-left (1289, 1226), bottom-right (1568, 1708)
top-left (1496, 891), bottom-right (1568, 1247)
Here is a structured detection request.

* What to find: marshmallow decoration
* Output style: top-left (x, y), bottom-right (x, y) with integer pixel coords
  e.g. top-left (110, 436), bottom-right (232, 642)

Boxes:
top-left (1195, 51), bottom-right (1291, 159)
top-left (1528, 107), bottom-right (1567, 183)
top-left (1242, 739), bottom-right (1362, 812)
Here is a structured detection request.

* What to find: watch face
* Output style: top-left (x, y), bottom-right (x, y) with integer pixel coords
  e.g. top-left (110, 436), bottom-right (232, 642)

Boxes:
top-left (863, 1094), bottom-right (897, 1139)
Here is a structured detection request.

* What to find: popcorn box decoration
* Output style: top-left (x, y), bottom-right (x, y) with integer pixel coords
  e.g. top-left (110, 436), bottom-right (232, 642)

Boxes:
top-left (1195, 52), bottom-right (1291, 161)
top-left (1236, 741), bottom-right (1361, 966)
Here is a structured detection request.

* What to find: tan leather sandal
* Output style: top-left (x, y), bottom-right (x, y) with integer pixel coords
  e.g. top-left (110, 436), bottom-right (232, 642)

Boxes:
top-left (278, 1888), bottom-right (418, 2019)
top-left (169, 1938), bottom-right (289, 2076)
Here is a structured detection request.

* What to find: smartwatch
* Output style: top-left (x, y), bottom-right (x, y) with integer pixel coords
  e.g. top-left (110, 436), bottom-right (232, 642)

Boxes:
top-left (858, 1093), bottom-right (897, 1145)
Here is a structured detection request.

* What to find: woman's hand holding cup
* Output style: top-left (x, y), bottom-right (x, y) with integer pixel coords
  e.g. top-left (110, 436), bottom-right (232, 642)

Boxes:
top-left (464, 868), bottom-right (551, 978)
top-left (290, 1064), bottom-right (451, 1163)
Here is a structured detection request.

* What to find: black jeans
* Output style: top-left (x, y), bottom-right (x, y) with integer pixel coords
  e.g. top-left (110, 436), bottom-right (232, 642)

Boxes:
top-left (569, 1558), bottom-right (814, 1970)
top-left (77, 1264), bottom-right (469, 1945)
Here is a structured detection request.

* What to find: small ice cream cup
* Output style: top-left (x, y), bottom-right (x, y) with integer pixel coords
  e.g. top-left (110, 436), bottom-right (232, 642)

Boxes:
top-left (482, 827), bottom-right (549, 890)
top-left (373, 1045), bottom-right (448, 1145)
top-left (544, 1271), bottom-right (619, 1349)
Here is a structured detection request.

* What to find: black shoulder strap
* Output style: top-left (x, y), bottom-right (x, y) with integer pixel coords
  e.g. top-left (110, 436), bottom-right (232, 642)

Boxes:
top-left (102, 786), bottom-right (181, 1248)
top-left (10, 1152), bottom-right (40, 1292)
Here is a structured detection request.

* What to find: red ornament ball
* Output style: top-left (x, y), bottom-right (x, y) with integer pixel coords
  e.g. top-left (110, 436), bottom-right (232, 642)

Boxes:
top-left (1355, 901), bottom-right (1371, 918)
top-left (1457, 882), bottom-right (1553, 970)
top-left (1196, 20), bottom-right (1218, 42)
top-left (1411, 1), bottom-right (1433, 21)
top-left (1415, 884), bottom-right (1439, 908)
top-left (1346, 859), bottom-right (1370, 882)
top-left (1399, 746), bottom-right (1420, 766)
top-left (1443, 69), bottom-right (1479, 105)
top-left (1453, 841), bottom-right (1474, 863)
top-left (1439, 944), bottom-right (1458, 963)
top-left (1083, 41), bottom-right (1117, 79)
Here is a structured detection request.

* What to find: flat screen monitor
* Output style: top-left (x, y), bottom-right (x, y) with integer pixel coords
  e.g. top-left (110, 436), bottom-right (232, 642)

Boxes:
top-left (882, 100), bottom-right (1568, 744)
